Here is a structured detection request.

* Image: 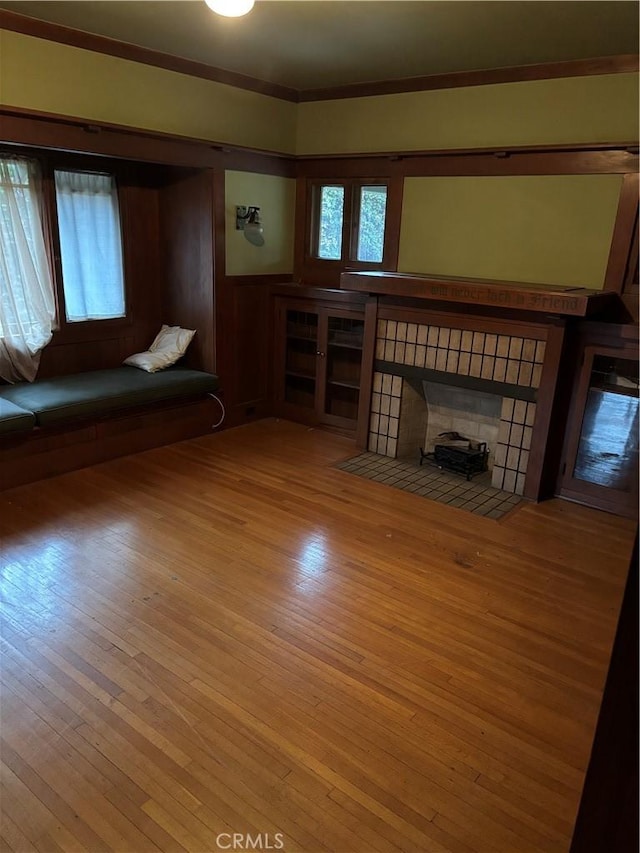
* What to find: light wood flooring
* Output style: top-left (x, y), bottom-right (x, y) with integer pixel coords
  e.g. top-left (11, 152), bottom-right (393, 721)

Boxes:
top-left (0, 419), bottom-right (635, 853)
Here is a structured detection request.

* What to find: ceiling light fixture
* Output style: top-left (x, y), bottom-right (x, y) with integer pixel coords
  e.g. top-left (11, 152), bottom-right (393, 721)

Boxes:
top-left (204, 0), bottom-right (255, 17)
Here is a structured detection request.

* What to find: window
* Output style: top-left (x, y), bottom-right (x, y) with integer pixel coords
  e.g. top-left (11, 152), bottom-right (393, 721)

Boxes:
top-left (0, 157), bottom-right (56, 382)
top-left (317, 185), bottom-right (344, 260)
top-left (356, 185), bottom-right (387, 263)
top-left (310, 178), bottom-right (390, 268)
top-left (54, 170), bottom-right (126, 322)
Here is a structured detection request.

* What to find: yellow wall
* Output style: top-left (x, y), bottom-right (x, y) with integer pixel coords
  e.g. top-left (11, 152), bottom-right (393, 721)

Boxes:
top-left (296, 74), bottom-right (639, 155)
top-left (0, 29), bottom-right (297, 154)
top-left (398, 175), bottom-right (622, 288)
top-left (224, 171), bottom-right (296, 276)
top-left (2, 28), bottom-right (636, 290)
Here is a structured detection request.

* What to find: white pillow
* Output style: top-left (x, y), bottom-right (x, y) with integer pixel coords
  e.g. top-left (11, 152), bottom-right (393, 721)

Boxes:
top-left (124, 325), bottom-right (196, 373)
top-left (149, 325), bottom-right (195, 355)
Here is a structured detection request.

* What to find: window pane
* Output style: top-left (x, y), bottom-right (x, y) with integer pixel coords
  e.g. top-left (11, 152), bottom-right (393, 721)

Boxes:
top-left (317, 185), bottom-right (344, 260)
top-left (573, 355), bottom-right (639, 490)
top-left (357, 185), bottom-right (387, 263)
top-left (54, 170), bottom-right (125, 322)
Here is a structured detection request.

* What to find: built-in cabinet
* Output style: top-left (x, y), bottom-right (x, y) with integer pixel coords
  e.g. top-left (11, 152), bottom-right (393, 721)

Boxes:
top-left (558, 323), bottom-right (639, 518)
top-left (271, 287), bottom-right (375, 443)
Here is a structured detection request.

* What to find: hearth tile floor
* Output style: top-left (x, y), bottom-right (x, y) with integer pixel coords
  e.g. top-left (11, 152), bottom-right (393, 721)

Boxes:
top-left (337, 452), bottom-right (522, 518)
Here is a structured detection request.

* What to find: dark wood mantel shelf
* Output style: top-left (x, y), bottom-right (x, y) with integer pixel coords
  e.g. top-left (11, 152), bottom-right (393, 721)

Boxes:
top-left (339, 271), bottom-right (616, 317)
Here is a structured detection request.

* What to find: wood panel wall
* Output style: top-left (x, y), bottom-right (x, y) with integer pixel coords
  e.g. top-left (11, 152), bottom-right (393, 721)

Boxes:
top-left (159, 167), bottom-right (216, 373)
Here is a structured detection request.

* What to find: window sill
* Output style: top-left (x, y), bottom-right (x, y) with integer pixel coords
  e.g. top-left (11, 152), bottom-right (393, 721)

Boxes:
top-left (51, 316), bottom-right (134, 346)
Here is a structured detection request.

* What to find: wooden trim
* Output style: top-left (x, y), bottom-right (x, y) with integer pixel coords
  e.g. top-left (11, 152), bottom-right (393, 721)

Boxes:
top-left (0, 10), bottom-right (299, 103)
top-left (297, 148), bottom-right (639, 177)
top-left (1, 107), bottom-right (297, 175)
top-left (270, 283), bottom-right (368, 306)
top-left (299, 55), bottom-right (640, 102)
top-left (355, 298), bottom-right (378, 449)
top-left (341, 271), bottom-right (616, 317)
top-left (623, 215), bottom-right (639, 293)
top-left (604, 172), bottom-right (640, 293)
top-left (224, 274), bottom-right (294, 287)
top-left (212, 170), bottom-right (226, 377)
top-left (382, 175), bottom-right (402, 271)
top-left (293, 178), bottom-right (308, 280)
top-left (524, 319), bottom-right (566, 501)
top-left (4, 107), bottom-right (636, 179)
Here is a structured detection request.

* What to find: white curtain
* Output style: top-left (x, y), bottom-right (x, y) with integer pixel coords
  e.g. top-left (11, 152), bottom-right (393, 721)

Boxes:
top-left (54, 170), bottom-right (125, 322)
top-left (0, 158), bottom-right (56, 383)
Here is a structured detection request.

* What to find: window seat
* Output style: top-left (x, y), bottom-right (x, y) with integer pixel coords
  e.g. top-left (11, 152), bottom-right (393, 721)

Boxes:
top-left (0, 366), bottom-right (221, 490)
top-left (0, 398), bottom-right (37, 435)
top-left (0, 365), bottom-right (219, 427)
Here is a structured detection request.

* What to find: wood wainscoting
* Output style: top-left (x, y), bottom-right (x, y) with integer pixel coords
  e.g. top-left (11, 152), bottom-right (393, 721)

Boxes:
top-left (0, 420), bottom-right (635, 853)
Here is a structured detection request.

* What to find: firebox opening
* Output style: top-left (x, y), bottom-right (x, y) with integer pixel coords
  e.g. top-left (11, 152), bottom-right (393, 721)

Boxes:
top-left (421, 381), bottom-right (502, 472)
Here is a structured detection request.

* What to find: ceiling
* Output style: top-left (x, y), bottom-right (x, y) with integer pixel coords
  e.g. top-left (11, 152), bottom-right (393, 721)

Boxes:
top-left (1, 1), bottom-right (638, 93)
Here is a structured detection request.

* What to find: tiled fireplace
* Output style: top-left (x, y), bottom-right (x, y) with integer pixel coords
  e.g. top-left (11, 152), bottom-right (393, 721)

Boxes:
top-left (368, 319), bottom-right (546, 495)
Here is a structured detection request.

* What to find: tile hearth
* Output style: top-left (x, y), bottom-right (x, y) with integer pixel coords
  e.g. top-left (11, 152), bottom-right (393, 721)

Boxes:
top-left (337, 452), bottom-right (523, 519)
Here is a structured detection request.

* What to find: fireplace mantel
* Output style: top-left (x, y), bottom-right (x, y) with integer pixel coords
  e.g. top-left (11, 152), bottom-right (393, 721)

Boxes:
top-left (340, 271), bottom-right (615, 317)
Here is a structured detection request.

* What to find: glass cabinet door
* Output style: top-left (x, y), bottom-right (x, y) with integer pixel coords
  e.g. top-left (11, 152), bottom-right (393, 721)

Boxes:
top-left (284, 309), bottom-right (318, 410)
top-left (560, 344), bottom-right (639, 517)
top-left (321, 312), bottom-right (365, 425)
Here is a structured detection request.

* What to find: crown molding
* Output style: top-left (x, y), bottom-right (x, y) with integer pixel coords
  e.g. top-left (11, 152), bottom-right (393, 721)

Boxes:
top-left (299, 54), bottom-right (640, 102)
top-left (0, 9), bottom-right (300, 103)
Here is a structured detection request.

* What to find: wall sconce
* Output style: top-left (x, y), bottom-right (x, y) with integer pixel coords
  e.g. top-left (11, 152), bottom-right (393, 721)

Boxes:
top-left (236, 205), bottom-right (265, 247)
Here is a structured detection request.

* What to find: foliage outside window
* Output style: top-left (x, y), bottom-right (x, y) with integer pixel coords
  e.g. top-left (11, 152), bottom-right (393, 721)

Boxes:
top-left (317, 185), bottom-right (344, 260)
top-left (311, 179), bottom-right (389, 267)
top-left (356, 185), bottom-right (387, 263)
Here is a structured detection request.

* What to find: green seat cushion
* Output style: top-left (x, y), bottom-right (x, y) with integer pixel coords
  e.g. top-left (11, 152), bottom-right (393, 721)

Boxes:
top-left (0, 398), bottom-right (37, 434)
top-left (0, 367), bottom-right (219, 427)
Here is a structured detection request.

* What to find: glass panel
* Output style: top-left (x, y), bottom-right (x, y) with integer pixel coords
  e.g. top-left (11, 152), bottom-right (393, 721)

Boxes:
top-left (286, 309), bottom-right (317, 342)
top-left (324, 316), bottom-right (364, 422)
top-left (285, 310), bottom-right (317, 407)
top-left (573, 355), bottom-right (639, 489)
top-left (316, 185), bottom-right (344, 260)
top-left (327, 316), bottom-right (364, 349)
top-left (285, 375), bottom-right (316, 409)
top-left (356, 185), bottom-right (387, 263)
top-left (325, 383), bottom-right (359, 420)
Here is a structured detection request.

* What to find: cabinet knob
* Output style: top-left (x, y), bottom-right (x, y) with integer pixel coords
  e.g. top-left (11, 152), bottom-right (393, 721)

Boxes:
top-left (317, 350), bottom-right (326, 357)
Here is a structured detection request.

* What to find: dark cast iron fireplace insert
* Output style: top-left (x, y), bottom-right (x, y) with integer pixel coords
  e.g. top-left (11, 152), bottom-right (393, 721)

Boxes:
top-left (420, 431), bottom-right (489, 481)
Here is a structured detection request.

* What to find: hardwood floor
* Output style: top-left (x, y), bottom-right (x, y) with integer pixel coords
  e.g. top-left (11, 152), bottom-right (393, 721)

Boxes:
top-left (0, 419), bottom-right (635, 853)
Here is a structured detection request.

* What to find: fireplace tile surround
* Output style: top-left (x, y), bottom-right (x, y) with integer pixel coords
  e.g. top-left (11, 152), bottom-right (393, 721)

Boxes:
top-left (369, 319), bottom-right (546, 496)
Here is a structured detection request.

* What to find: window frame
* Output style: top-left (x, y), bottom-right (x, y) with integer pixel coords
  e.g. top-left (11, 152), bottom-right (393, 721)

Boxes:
top-left (0, 146), bottom-right (133, 345)
top-left (304, 176), bottom-right (401, 277)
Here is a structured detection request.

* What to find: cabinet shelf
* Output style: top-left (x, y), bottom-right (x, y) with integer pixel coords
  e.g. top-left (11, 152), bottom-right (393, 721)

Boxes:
top-left (327, 378), bottom-right (360, 390)
top-left (327, 341), bottom-right (363, 352)
top-left (285, 369), bottom-right (316, 382)
top-left (286, 334), bottom-right (317, 345)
